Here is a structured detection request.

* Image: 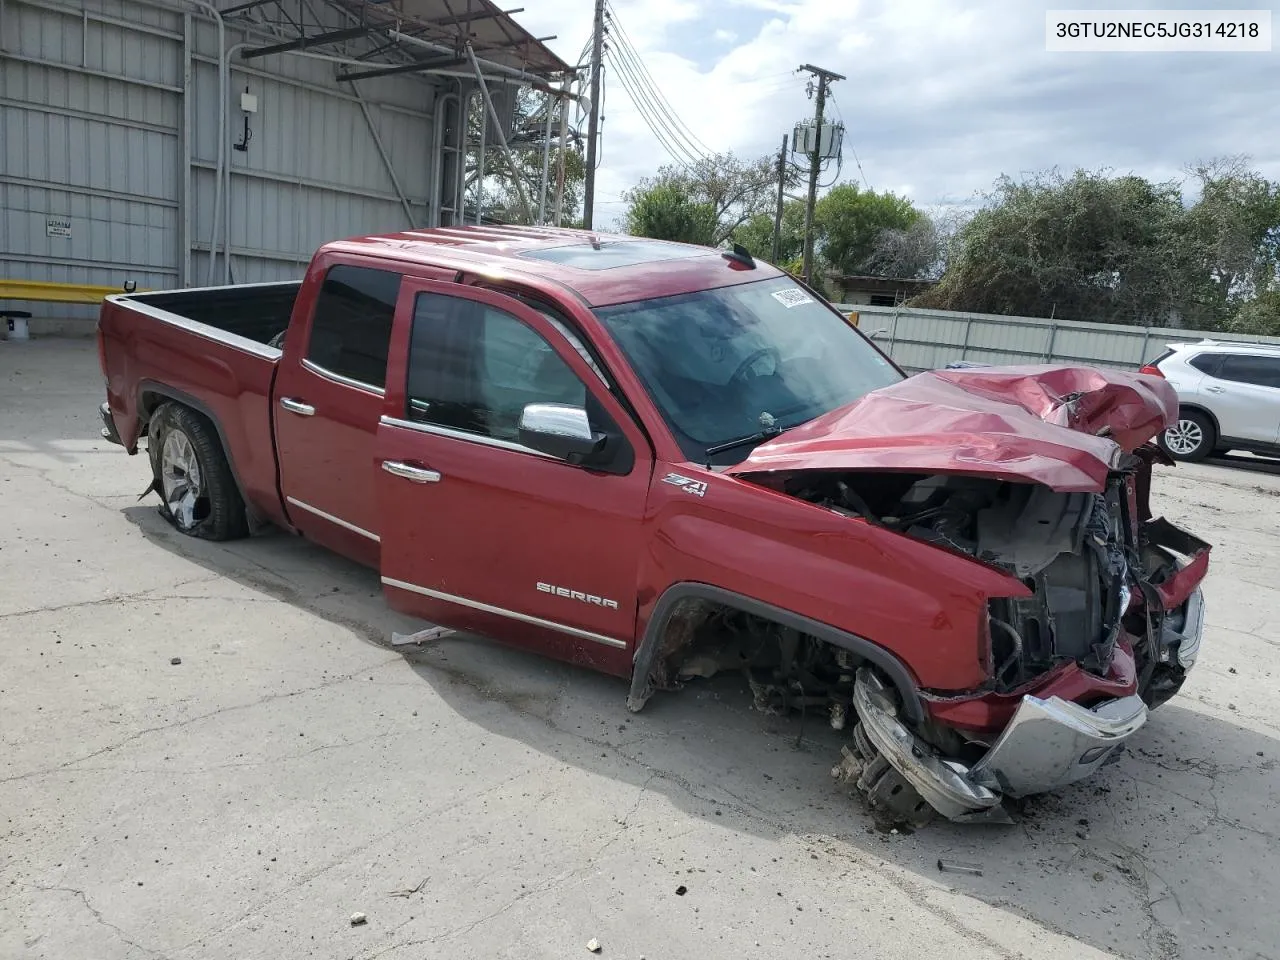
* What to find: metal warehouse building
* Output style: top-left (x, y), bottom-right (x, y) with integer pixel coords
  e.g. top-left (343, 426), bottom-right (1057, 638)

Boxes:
top-left (0, 0), bottom-right (569, 323)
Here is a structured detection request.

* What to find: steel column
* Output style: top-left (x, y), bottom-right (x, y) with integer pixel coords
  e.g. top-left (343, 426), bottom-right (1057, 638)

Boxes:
top-left (466, 40), bottom-right (529, 224)
top-left (346, 78), bottom-right (417, 227)
top-left (181, 11), bottom-right (193, 285)
top-left (537, 88), bottom-right (553, 223)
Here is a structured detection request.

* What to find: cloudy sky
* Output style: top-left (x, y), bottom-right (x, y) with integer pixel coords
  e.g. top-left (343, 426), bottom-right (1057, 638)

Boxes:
top-left (515, 0), bottom-right (1279, 227)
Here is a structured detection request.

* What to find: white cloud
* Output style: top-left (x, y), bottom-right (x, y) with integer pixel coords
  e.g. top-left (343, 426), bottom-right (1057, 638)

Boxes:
top-left (516, 0), bottom-right (1280, 227)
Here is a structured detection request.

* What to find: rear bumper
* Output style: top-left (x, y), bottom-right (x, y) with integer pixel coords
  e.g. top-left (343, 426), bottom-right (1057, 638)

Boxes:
top-left (99, 401), bottom-right (123, 446)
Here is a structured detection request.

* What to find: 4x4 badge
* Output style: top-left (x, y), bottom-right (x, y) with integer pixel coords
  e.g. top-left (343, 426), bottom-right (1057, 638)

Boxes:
top-left (662, 472), bottom-right (708, 497)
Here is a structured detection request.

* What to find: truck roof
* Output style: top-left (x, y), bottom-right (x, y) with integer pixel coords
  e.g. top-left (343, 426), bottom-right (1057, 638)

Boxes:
top-left (323, 225), bottom-right (786, 307)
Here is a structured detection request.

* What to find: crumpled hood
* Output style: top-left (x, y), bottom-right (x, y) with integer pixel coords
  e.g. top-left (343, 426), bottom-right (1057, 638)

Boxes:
top-left (727, 365), bottom-right (1178, 492)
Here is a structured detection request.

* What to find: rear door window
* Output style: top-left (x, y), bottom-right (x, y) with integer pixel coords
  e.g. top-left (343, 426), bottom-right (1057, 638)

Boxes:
top-left (1216, 354), bottom-right (1280, 389)
top-left (1188, 352), bottom-right (1222, 375)
top-left (306, 265), bottom-right (402, 388)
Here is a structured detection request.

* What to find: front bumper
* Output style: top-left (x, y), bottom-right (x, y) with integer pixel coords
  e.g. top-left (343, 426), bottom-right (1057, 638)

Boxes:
top-left (854, 668), bottom-right (1149, 822)
top-left (1164, 580), bottom-right (1205, 671)
top-left (99, 401), bottom-right (123, 446)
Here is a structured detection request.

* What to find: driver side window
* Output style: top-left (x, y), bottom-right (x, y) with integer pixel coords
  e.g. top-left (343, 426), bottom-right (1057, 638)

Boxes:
top-left (405, 292), bottom-right (587, 444)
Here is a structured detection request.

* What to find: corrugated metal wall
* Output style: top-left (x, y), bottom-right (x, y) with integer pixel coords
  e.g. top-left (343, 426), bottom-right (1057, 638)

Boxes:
top-left (837, 303), bottom-right (1280, 373)
top-left (1, 0), bottom-right (440, 321)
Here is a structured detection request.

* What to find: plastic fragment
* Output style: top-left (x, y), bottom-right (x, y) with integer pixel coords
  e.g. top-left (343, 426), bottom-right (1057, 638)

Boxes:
top-left (391, 626), bottom-right (456, 647)
top-left (936, 858), bottom-right (983, 876)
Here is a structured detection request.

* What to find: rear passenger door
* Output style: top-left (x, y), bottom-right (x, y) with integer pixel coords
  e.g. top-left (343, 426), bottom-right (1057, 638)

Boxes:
top-left (274, 263), bottom-right (401, 564)
top-left (1204, 354), bottom-right (1280, 446)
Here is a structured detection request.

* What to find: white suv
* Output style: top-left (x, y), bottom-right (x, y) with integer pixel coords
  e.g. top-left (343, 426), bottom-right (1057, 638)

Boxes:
top-left (1142, 340), bottom-right (1280, 461)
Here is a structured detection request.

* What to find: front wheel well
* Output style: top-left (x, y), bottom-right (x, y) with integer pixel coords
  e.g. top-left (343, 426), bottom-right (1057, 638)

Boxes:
top-left (627, 583), bottom-right (923, 724)
top-left (1176, 403), bottom-right (1221, 436)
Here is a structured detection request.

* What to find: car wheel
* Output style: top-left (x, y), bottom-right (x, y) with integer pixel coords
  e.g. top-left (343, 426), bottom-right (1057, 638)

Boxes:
top-left (1160, 410), bottom-right (1216, 462)
top-left (147, 402), bottom-right (249, 540)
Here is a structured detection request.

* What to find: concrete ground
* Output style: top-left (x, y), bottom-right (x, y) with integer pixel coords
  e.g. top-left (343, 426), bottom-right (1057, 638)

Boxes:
top-left (2, 338), bottom-right (1277, 960)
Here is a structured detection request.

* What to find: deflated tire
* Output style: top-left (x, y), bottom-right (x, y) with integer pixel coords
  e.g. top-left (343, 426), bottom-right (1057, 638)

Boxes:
top-left (147, 402), bottom-right (249, 541)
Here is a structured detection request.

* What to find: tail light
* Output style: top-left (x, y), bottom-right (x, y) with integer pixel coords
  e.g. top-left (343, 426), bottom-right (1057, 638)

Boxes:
top-left (1139, 364), bottom-right (1164, 378)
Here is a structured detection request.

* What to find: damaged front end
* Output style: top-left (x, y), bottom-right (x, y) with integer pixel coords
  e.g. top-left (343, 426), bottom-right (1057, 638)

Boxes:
top-left (640, 365), bottom-right (1209, 825)
top-left (815, 451), bottom-right (1209, 823)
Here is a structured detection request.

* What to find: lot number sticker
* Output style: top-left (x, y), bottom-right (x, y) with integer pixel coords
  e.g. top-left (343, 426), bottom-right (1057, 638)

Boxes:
top-left (772, 288), bottom-right (814, 308)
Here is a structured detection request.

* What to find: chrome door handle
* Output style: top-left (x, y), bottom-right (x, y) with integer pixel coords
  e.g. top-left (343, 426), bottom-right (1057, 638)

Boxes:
top-left (280, 397), bottom-right (316, 416)
top-left (382, 460), bottom-right (441, 484)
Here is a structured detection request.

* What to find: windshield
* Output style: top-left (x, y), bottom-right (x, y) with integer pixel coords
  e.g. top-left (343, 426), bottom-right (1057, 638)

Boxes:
top-left (596, 276), bottom-right (903, 464)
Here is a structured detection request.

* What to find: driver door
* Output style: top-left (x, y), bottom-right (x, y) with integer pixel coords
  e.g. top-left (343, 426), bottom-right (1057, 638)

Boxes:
top-left (376, 280), bottom-right (652, 673)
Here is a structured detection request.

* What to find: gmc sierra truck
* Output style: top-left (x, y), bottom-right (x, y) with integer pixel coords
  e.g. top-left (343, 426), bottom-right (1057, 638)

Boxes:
top-left (96, 225), bottom-right (1210, 825)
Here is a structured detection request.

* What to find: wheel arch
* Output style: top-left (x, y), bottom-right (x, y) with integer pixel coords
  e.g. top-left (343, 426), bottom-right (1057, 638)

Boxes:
top-left (1176, 402), bottom-right (1221, 437)
top-left (627, 582), bottom-right (924, 724)
top-left (137, 381), bottom-right (255, 520)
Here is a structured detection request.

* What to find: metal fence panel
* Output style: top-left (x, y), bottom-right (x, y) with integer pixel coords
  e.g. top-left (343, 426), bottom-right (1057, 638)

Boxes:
top-left (836, 303), bottom-right (1280, 372)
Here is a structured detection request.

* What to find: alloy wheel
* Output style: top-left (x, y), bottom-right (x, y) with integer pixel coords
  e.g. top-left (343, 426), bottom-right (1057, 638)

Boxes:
top-left (1164, 419), bottom-right (1205, 457)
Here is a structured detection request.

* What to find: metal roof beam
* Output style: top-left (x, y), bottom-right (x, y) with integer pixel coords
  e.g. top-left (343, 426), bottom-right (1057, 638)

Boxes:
top-left (219, 0), bottom-right (283, 16)
top-left (336, 55), bottom-right (468, 81)
top-left (425, 6), bottom-right (523, 27)
top-left (240, 25), bottom-right (371, 59)
top-left (474, 34), bottom-right (556, 52)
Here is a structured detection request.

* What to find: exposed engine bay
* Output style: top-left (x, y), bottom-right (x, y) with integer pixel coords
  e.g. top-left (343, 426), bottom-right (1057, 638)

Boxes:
top-left (649, 453), bottom-right (1207, 824)
top-left (794, 467), bottom-right (1143, 693)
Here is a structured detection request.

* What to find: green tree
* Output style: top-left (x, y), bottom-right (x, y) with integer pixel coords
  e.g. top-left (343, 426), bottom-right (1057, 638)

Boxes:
top-left (624, 152), bottom-right (793, 246)
top-left (815, 185), bottom-right (924, 276)
top-left (731, 200), bottom-right (806, 265)
top-left (624, 182), bottom-right (718, 244)
top-left (1175, 156), bottom-right (1280, 326)
top-left (913, 162), bottom-right (1280, 327)
top-left (1224, 288), bottom-right (1280, 336)
top-left (913, 169), bottom-right (1194, 325)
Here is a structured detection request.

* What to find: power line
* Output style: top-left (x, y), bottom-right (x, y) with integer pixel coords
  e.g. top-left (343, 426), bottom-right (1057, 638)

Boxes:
top-left (825, 91), bottom-right (868, 190)
top-left (603, 49), bottom-right (705, 169)
top-left (603, 3), bottom-right (712, 159)
top-left (604, 47), bottom-right (702, 167)
top-left (604, 47), bottom-right (699, 164)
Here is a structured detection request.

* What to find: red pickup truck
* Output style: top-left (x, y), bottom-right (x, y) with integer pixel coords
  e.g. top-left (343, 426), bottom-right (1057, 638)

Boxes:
top-left (97, 226), bottom-right (1209, 825)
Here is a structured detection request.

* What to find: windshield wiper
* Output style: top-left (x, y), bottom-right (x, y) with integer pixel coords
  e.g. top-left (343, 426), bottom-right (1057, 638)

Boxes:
top-left (705, 414), bottom-right (783, 458)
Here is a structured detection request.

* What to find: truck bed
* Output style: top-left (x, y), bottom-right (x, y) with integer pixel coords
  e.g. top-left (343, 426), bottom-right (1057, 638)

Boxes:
top-left (98, 281), bottom-right (300, 530)
top-left (126, 281), bottom-right (301, 347)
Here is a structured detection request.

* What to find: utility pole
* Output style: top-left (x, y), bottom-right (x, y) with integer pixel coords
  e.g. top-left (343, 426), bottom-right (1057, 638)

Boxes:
top-left (553, 78), bottom-right (570, 226)
top-left (771, 134), bottom-right (788, 264)
top-left (583, 0), bottom-right (606, 229)
top-left (798, 63), bottom-right (844, 284)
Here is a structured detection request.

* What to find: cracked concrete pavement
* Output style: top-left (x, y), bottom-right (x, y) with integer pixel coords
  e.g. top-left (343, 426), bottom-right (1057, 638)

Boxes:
top-left (2, 338), bottom-right (1278, 960)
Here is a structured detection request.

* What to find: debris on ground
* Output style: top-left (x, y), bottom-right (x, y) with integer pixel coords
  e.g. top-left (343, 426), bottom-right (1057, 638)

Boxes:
top-left (349, 912), bottom-right (367, 926)
top-left (390, 626), bottom-right (456, 647)
top-left (675, 885), bottom-right (687, 896)
top-left (586, 937), bottom-right (602, 953)
top-left (936, 858), bottom-right (983, 876)
top-left (389, 878), bottom-right (427, 898)
top-left (169, 657), bottom-right (182, 665)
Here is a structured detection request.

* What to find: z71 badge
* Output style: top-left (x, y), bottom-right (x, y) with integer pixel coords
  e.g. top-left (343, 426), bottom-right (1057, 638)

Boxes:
top-left (662, 473), bottom-right (708, 497)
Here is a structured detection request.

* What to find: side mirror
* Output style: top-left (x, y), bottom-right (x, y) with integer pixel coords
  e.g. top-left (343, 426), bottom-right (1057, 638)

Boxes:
top-left (518, 403), bottom-right (609, 465)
